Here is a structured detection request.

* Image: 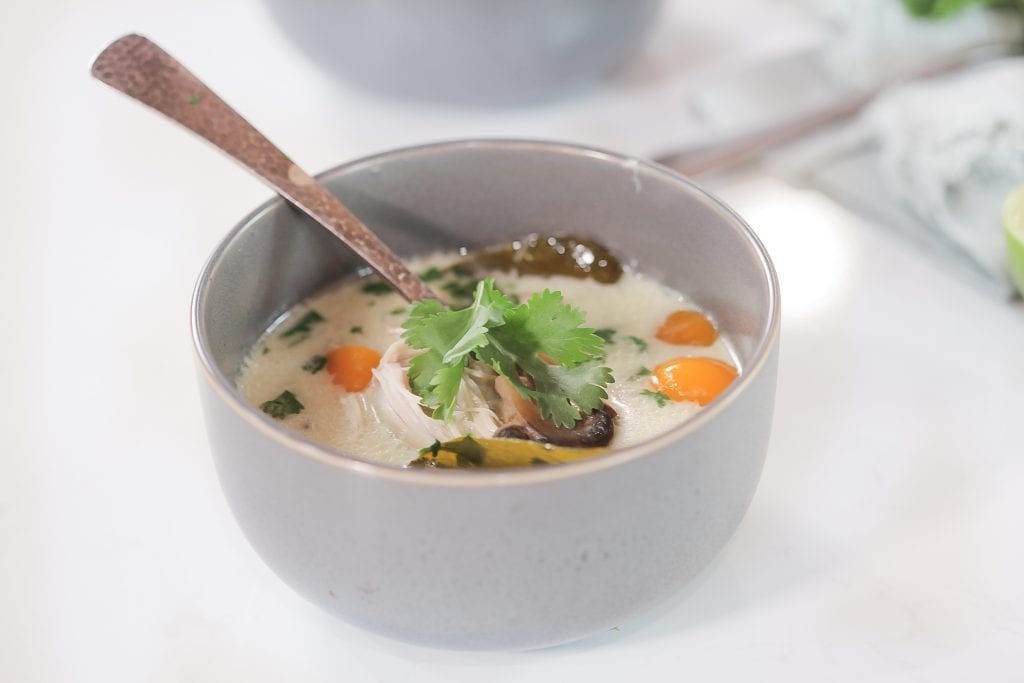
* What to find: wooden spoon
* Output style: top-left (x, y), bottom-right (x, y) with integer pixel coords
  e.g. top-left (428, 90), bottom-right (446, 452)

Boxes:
top-left (91, 34), bottom-right (435, 302)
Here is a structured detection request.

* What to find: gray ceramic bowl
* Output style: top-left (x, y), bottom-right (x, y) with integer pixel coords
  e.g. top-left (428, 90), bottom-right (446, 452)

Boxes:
top-left (192, 140), bottom-right (780, 650)
top-left (263, 0), bottom-right (664, 105)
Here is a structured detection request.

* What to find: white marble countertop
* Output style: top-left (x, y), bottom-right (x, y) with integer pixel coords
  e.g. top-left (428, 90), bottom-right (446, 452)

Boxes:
top-left (3, 1), bottom-right (1023, 680)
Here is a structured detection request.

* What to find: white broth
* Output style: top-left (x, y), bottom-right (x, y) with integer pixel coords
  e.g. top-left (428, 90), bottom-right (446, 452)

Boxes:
top-left (237, 253), bottom-right (739, 467)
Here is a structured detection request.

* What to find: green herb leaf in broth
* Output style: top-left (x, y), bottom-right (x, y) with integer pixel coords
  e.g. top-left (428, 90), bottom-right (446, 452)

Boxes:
top-left (641, 389), bottom-right (670, 408)
top-left (626, 335), bottom-right (648, 352)
top-left (302, 355), bottom-right (327, 374)
top-left (261, 390), bottom-right (304, 418)
top-left (279, 310), bottom-right (324, 346)
top-left (361, 281), bottom-right (393, 295)
top-left (419, 266), bottom-right (444, 282)
top-left (442, 279), bottom-right (480, 301)
top-left (403, 278), bottom-right (611, 427)
top-left (418, 440), bottom-right (442, 458)
top-left (403, 280), bottom-right (511, 420)
top-left (472, 288), bottom-right (611, 427)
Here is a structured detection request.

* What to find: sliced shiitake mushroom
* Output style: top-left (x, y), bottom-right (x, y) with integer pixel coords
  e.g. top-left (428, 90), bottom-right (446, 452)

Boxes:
top-left (493, 376), bottom-right (616, 448)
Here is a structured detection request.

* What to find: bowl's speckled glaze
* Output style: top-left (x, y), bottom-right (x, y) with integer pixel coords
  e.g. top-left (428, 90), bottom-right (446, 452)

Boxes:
top-left (192, 140), bottom-right (780, 650)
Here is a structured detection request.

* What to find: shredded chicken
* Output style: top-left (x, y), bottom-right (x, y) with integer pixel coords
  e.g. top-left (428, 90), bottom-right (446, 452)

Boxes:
top-left (369, 341), bottom-right (501, 448)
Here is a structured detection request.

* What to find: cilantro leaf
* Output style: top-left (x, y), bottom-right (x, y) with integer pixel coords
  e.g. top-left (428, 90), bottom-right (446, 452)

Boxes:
top-left (302, 355), bottom-right (327, 373)
top-left (402, 280), bottom-right (512, 420)
top-left (407, 348), bottom-right (445, 403)
top-left (442, 279), bottom-right (480, 301)
top-left (279, 310), bottom-right (324, 345)
top-left (261, 390), bottom-right (304, 418)
top-left (403, 281), bottom-right (612, 428)
top-left (362, 281), bottom-right (393, 295)
top-left (496, 290), bottom-right (605, 366)
top-left (641, 389), bottom-right (670, 408)
top-left (626, 335), bottom-right (648, 352)
top-left (403, 279), bottom-right (509, 363)
top-left (418, 440), bottom-right (442, 457)
top-left (419, 266), bottom-right (444, 282)
top-left (631, 366), bottom-right (652, 379)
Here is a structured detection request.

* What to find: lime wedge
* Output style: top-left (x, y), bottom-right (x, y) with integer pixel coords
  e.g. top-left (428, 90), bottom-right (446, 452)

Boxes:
top-left (1005, 184), bottom-right (1024, 298)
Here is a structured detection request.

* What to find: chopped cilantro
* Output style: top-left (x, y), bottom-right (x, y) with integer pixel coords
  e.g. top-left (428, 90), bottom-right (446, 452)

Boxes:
top-left (302, 355), bottom-right (327, 374)
top-left (418, 440), bottom-right (442, 457)
top-left (626, 335), bottom-right (648, 352)
top-left (261, 346), bottom-right (270, 355)
top-left (389, 307), bottom-right (406, 315)
top-left (350, 326), bottom-right (363, 334)
top-left (442, 279), bottom-right (479, 301)
top-left (403, 278), bottom-right (612, 427)
top-left (419, 266), bottom-right (444, 282)
top-left (361, 281), bottom-right (393, 295)
top-left (901, 0), bottom-right (1006, 19)
top-left (279, 310), bottom-right (324, 345)
top-left (632, 366), bottom-right (652, 379)
top-left (261, 390), bottom-right (304, 418)
top-left (641, 389), bottom-right (670, 407)
top-left (595, 328), bottom-right (617, 344)
top-left (449, 264), bottom-right (471, 278)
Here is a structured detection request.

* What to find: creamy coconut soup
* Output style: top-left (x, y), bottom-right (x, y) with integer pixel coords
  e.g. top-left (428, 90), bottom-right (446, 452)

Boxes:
top-left (237, 236), bottom-right (739, 468)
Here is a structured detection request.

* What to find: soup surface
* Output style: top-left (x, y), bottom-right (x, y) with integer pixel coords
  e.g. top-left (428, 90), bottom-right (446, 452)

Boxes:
top-left (237, 250), bottom-right (739, 467)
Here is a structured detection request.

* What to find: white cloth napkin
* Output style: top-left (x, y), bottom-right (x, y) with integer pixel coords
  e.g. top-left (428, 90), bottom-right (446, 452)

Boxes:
top-left (777, 57), bottom-right (1024, 298)
top-left (688, 1), bottom-right (1024, 298)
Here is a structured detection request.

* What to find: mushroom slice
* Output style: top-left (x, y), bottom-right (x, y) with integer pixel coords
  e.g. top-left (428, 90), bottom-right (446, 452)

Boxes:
top-left (493, 376), bottom-right (615, 448)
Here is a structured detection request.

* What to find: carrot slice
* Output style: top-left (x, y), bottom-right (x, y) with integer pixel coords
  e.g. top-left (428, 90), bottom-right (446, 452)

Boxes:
top-left (655, 310), bottom-right (718, 346)
top-left (651, 357), bottom-right (737, 406)
top-left (326, 345), bottom-right (382, 392)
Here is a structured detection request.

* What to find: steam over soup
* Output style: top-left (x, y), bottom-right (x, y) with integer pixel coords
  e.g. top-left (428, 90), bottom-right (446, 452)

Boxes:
top-left (237, 236), bottom-right (739, 468)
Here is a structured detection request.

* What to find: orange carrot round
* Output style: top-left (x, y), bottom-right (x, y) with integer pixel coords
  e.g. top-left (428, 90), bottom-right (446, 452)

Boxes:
top-left (655, 309), bottom-right (718, 346)
top-left (651, 356), bottom-right (737, 406)
top-left (327, 345), bottom-right (382, 392)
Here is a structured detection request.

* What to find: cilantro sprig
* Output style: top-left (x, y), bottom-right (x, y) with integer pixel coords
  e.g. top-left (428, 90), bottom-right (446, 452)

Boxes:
top-left (401, 278), bottom-right (613, 427)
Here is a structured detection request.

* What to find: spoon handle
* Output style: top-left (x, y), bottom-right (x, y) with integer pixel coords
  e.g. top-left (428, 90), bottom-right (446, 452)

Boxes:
top-left (91, 34), bottom-right (435, 302)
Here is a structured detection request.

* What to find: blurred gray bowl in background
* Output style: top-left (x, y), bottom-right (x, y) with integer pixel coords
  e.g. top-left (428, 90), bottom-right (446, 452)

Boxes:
top-left (264, 0), bottom-right (664, 105)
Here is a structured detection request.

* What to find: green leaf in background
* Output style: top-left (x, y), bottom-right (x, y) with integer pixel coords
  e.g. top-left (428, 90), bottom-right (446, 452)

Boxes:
top-left (901, 0), bottom-right (1018, 19)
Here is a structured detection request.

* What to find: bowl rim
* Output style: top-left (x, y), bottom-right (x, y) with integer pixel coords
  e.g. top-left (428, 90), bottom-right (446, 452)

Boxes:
top-left (191, 138), bottom-right (780, 488)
